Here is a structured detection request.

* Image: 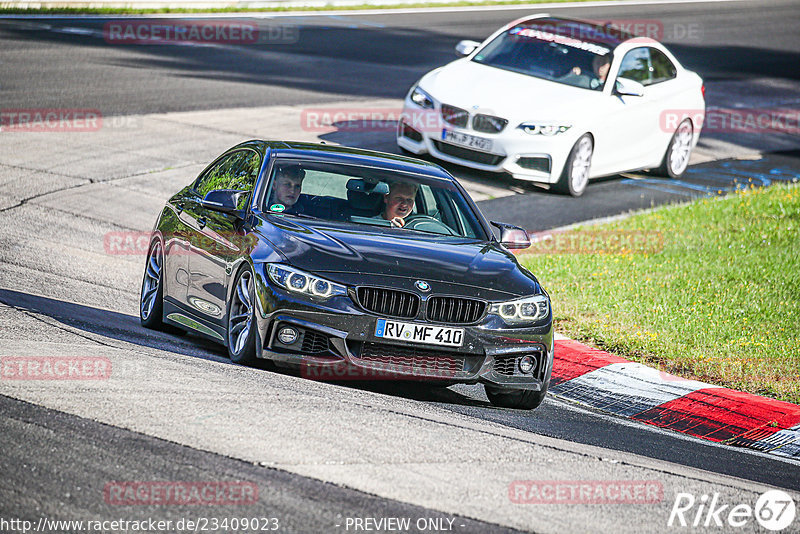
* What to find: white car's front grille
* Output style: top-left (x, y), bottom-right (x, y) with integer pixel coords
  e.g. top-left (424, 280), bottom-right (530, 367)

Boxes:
top-left (472, 114), bottom-right (508, 133)
top-left (441, 104), bottom-right (469, 128)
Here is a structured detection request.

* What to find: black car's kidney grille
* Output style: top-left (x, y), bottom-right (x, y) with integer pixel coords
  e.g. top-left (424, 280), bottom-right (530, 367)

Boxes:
top-left (357, 342), bottom-right (465, 375)
top-left (301, 330), bottom-right (330, 354)
top-left (441, 104), bottom-right (469, 127)
top-left (472, 114), bottom-right (508, 133)
top-left (426, 296), bottom-right (486, 324)
top-left (432, 141), bottom-right (505, 166)
top-left (357, 287), bottom-right (420, 318)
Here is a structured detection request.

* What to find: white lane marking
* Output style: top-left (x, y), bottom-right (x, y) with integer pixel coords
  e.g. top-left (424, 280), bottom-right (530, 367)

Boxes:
top-left (0, 0), bottom-right (752, 19)
top-left (53, 26), bottom-right (102, 36)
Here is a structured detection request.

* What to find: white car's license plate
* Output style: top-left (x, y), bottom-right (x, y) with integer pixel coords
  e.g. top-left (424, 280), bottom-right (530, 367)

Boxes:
top-left (374, 318), bottom-right (464, 347)
top-left (442, 129), bottom-right (493, 152)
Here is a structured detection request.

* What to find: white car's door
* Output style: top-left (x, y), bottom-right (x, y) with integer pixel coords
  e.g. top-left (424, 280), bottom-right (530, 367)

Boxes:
top-left (596, 47), bottom-right (664, 175)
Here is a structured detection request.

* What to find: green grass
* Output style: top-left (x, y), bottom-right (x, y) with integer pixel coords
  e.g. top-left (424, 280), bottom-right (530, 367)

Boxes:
top-left (0, 0), bottom-right (605, 15)
top-left (520, 183), bottom-right (800, 404)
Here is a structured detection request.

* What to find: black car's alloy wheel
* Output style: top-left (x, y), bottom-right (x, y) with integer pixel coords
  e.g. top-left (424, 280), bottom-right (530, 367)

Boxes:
top-left (227, 267), bottom-right (258, 365)
top-left (140, 240), bottom-right (165, 329)
top-left (485, 385), bottom-right (547, 410)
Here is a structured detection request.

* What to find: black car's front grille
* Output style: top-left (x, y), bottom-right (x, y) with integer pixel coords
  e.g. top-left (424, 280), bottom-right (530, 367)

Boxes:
top-left (427, 296), bottom-right (486, 324)
top-left (432, 140), bottom-right (505, 166)
top-left (356, 342), bottom-right (466, 376)
top-left (301, 330), bottom-right (330, 354)
top-left (356, 287), bottom-right (420, 318)
top-left (472, 114), bottom-right (508, 133)
top-left (441, 104), bottom-right (469, 127)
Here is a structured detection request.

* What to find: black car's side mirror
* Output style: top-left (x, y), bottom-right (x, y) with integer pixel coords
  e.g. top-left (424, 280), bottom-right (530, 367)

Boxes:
top-left (491, 221), bottom-right (531, 250)
top-left (201, 189), bottom-right (247, 217)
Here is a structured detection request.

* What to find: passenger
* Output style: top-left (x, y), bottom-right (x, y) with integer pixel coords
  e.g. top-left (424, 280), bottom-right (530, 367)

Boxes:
top-left (269, 164), bottom-right (306, 214)
top-left (378, 181), bottom-right (418, 227)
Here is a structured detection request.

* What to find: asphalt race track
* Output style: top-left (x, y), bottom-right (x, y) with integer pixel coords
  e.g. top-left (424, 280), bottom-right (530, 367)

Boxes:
top-left (1, 0), bottom-right (799, 532)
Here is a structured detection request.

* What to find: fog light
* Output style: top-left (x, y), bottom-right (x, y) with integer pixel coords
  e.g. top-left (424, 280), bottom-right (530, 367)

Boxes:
top-left (518, 354), bottom-right (536, 374)
top-left (278, 326), bottom-right (299, 345)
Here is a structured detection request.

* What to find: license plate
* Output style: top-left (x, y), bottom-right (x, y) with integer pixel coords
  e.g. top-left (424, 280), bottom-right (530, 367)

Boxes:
top-left (374, 319), bottom-right (464, 347)
top-left (442, 129), bottom-right (493, 152)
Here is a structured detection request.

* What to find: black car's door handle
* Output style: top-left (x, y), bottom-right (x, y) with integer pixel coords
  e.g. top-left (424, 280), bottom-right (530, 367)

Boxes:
top-left (197, 218), bottom-right (206, 229)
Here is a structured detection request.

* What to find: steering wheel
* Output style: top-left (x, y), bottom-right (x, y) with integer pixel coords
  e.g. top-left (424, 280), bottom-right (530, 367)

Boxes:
top-left (403, 215), bottom-right (456, 235)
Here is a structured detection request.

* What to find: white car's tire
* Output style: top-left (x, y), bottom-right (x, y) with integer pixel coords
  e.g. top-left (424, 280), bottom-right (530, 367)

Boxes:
top-left (555, 134), bottom-right (593, 197)
top-left (657, 118), bottom-right (693, 179)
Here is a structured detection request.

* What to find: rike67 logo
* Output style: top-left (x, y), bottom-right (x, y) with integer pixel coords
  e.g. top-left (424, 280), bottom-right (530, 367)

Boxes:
top-left (669, 490), bottom-right (796, 531)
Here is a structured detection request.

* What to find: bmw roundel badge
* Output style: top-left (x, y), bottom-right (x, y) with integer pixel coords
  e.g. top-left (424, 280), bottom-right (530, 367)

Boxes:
top-left (415, 280), bottom-right (431, 292)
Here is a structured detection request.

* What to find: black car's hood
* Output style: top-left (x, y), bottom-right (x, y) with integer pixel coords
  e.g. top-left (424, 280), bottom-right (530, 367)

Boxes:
top-left (255, 216), bottom-right (541, 298)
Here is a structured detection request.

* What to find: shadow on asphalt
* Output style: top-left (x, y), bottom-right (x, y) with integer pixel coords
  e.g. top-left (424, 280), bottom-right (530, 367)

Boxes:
top-left (0, 287), bottom-right (490, 408)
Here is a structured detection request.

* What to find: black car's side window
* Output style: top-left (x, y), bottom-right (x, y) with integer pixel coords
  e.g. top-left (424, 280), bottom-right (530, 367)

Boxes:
top-left (649, 48), bottom-right (677, 85)
top-left (617, 47), bottom-right (652, 86)
top-left (194, 150), bottom-right (261, 208)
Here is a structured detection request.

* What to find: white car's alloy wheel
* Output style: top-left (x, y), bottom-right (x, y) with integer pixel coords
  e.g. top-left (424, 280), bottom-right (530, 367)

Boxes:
top-left (668, 119), bottom-right (693, 177)
top-left (556, 134), bottom-right (593, 196)
top-left (570, 136), bottom-right (593, 194)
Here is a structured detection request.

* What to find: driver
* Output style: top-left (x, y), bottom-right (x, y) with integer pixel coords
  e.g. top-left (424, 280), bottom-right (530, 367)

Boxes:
top-left (378, 181), bottom-right (418, 228)
top-left (269, 164), bottom-right (306, 214)
top-left (560, 53), bottom-right (612, 89)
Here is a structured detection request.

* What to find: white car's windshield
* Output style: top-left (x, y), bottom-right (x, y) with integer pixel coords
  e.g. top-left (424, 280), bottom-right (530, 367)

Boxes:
top-left (473, 23), bottom-right (614, 91)
top-left (264, 159), bottom-right (487, 239)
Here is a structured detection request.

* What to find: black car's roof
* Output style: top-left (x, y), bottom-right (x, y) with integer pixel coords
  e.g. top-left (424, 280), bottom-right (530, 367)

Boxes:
top-left (514, 16), bottom-right (636, 49)
top-left (258, 140), bottom-right (453, 181)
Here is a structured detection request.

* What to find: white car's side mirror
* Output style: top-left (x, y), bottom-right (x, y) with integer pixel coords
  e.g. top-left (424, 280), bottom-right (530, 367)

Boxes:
top-left (455, 40), bottom-right (481, 57)
top-left (615, 77), bottom-right (645, 97)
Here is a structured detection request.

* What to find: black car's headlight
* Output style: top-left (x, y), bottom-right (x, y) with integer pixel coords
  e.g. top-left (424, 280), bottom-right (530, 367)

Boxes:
top-left (489, 295), bottom-right (550, 325)
top-left (409, 85), bottom-right (435, 109)
top-left (266, 264), bottom-right (347, 300)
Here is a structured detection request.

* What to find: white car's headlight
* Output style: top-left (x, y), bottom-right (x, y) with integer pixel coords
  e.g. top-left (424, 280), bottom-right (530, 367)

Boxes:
top-left (489, 295), bottom-right (550, 325)
top-left (267, 264), bottom-right (347, 299)
top-left (519, 123), bottom-right (571, 136)
top-left (409, 85), bottom-right (435, 109)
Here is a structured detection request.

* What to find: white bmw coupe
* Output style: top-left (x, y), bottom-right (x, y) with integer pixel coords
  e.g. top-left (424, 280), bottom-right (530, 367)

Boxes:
top-left (397, 15), bottom-right (705, 196)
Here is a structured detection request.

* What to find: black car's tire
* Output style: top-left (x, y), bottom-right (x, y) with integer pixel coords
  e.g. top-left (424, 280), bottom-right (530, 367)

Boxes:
top-left (140, 240), bottom-right (166, 330)
top-left (657, 118), bottom-right (693, 179)
top-left (485, 385), bottom-right (547, 410)
top-left (554, 134), bottom-right (593, 197)
top-left (227, 266), bottom-right (258, 365)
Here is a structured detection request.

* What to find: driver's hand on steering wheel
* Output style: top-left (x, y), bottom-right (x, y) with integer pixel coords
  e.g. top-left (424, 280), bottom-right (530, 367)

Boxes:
top-left (389, 216), bottom-right (405, 228)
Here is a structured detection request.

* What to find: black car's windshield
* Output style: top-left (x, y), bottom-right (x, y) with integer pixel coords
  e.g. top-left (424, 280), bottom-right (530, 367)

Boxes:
top-left (263, 159), bottom-right (486, 239)
top-left (473, 22), bottom-right (613, 91)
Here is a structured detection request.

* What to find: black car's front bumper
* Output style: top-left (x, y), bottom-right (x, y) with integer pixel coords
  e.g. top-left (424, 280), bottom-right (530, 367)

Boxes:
top-left (252, 271), bottom-right (554, 391)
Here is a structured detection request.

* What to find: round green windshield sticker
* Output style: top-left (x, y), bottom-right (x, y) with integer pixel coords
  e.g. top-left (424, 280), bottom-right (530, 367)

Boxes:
top-left (270, 204), bottom-right (286, 212)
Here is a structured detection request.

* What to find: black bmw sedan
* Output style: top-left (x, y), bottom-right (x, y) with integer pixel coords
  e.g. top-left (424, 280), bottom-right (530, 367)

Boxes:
top-left (140, 140), bottom-right (553, 409)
